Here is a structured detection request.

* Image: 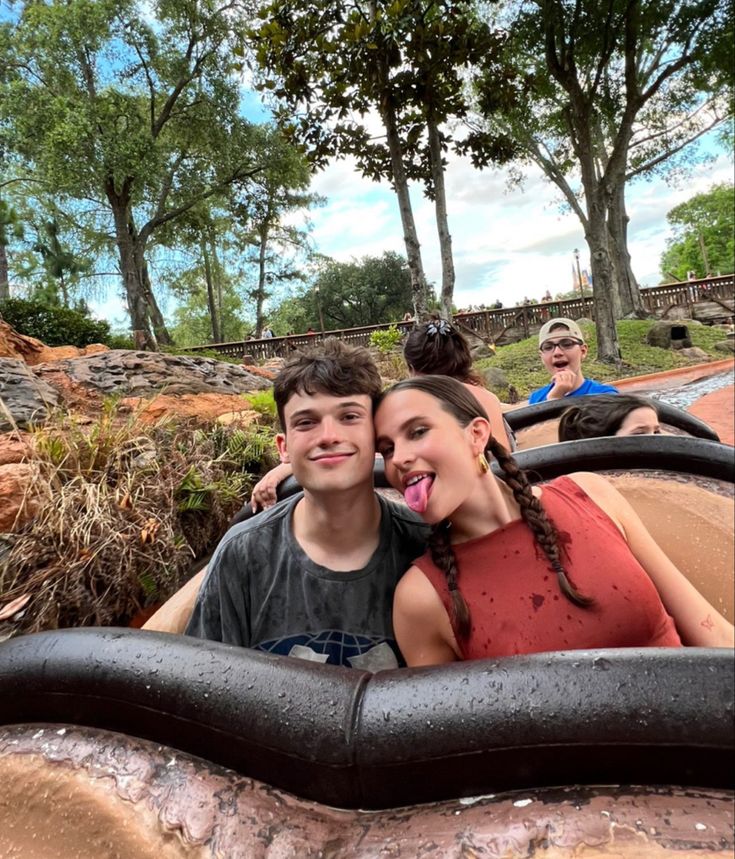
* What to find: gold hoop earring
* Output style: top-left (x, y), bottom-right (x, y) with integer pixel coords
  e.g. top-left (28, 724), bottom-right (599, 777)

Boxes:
top-left (478, 452), bottom-right (489, 474)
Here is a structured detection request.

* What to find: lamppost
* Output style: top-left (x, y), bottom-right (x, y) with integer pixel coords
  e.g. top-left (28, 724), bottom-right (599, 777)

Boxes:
top-left (314, 285), bottom-right (325, 334)
top-left (573, 248), bottom-right (585, 303)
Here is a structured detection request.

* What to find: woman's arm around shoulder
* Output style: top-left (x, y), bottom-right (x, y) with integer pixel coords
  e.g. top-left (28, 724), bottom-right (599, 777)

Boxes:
top-left (393, 566), bottom-right (462, 666)
top-left (568, 472), bottom-right (734, 648)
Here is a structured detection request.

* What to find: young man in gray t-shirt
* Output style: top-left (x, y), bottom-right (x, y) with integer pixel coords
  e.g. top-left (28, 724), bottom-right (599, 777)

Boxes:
top-left (185, 340), bottom-right (428, 670)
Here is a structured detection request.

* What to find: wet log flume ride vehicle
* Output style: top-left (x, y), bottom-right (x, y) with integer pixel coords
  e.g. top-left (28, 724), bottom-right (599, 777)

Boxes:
top-left (1, 425), bottom-right (733, 858)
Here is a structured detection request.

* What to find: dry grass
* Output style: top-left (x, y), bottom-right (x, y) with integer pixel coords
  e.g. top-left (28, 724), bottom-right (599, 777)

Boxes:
top-left (0, 401), bottom-right (278, 637)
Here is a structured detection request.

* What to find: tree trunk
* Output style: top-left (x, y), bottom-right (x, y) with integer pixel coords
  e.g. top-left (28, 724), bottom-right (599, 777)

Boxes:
top-left (380, 97), bottom-right (430, 318)
top-left (427, 117), bottom-right (455, 319)
top-left (140, 257), bottom-right (173, 346)
top-left (107, 187), bottom-right (157, 351)
top-left (608, 184), bottom-right (645, 317)
top-left (0, 244), bottom-right (9, 301)
top-left (255, 222), bottom-right (270, 336)
top-left (587, 208), bottom-right (622, 365)
top-left (201, 236), bottom-right (221, 343)
top-left (126, 213), bottom-right (172, 346)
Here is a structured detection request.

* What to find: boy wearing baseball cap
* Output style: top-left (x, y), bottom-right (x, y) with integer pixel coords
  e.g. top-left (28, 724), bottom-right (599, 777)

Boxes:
top-left (528, 318), bottom-right (618, 404)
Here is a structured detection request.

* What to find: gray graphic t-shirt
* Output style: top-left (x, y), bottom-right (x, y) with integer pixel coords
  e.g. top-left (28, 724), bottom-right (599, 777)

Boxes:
top-left (185, 494), bottom-right (428, 670)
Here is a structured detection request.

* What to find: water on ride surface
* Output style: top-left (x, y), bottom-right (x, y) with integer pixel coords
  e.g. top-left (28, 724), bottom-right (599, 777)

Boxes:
top-left (646, 371), bottom-right (733, 410)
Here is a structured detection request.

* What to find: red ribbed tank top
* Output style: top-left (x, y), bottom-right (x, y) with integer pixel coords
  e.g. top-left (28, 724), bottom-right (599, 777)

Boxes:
top-left (414, 476), bottom-right (682, 658)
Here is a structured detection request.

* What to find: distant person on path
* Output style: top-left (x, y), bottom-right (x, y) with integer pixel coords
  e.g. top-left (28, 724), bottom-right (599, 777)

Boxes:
top-left (559, 394), bottom-right (661, 441)
top-left (262, 325), bottom-right (274, 338)
top-left (528, 318), bottom-right (618, 404)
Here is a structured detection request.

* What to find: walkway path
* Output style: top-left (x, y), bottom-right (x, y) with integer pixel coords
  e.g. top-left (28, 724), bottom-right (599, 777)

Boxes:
top-left (688, 387), bottom-right (734, 446)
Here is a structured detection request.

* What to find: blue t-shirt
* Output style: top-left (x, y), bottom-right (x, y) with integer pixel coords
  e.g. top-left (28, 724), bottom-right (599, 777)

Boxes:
top-left (528, 378), bottom-right (618, 404)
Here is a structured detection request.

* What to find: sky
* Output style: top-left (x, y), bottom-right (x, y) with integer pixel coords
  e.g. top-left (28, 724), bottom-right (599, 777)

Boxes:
top-left (80, 51), bottom-right (733, 325)
top-left (301, 145), bottom-right (733, 312)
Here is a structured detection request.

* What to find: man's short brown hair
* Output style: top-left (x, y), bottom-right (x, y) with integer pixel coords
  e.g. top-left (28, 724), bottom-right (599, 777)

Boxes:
top-left (273, 338), bottom-right (383, 430)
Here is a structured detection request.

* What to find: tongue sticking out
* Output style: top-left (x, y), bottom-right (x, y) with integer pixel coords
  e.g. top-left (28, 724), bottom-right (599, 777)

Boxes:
top-left (404, 475), bottom-right (434, 514)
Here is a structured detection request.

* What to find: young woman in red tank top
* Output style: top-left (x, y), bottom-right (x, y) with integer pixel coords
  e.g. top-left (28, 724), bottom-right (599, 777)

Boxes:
top-left (374, 376), bottom-right (734, 666)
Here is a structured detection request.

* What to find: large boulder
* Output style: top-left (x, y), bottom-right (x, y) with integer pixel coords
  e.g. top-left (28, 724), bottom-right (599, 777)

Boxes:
top-left (481, 366), bottom-right (510, 393)
top-left (677, 346), bottom-right (710, 362)
top-left (714, 340), bottom-right (735, 353)
top-left (2, 348), bottom-right (273, 429)
top-left (32, 350), bottom-right (273, 400)
top-left (0, 359), bottom-right (60, 430)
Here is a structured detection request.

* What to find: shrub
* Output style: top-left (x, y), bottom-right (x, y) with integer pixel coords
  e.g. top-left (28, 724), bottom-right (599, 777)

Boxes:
top-left (0, 402), bottom-right (279, 636)
top-left (370, 324), bottom-right (403, 353)
top-left (0, 298), bottom-right (111, 347)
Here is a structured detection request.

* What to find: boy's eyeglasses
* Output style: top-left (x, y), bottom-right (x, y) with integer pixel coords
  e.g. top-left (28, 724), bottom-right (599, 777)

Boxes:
top-left (539, 338), bottom-right (583, 353)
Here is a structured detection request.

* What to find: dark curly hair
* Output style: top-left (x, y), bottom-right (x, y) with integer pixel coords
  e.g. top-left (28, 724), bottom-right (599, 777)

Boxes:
top-left (274, 338), bottom-right (382, 430)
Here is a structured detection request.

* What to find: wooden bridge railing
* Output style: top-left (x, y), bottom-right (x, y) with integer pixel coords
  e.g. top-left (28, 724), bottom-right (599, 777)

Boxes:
top-left (185, 274), bottom-right (734, 362)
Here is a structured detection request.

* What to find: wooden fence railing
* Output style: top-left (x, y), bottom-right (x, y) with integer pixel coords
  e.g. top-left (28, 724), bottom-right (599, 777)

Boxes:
top-left (186, 274), bottom-right (734, 362)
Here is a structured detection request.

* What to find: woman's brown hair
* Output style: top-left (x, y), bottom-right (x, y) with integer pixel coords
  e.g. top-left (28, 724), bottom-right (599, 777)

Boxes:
top-left (403, 321), bottom-right (483, 385)
top-left (378, 376), bottom-right (593, 641)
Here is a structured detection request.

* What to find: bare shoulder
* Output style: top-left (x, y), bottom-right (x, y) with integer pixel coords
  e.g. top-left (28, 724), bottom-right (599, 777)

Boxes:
top-left (564, 471), bottom-right (628, 531)
top-left (394, 565), bottom-right (446, 619)
top-left (463, 382), bottom-right (501, 410)
top-left (565, 470), bottom-right (618, 499)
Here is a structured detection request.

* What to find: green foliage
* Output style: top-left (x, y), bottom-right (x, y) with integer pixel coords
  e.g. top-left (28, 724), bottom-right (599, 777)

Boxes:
top-left (0, 297), bottom-right (110, 347)
top-left (370, 324), bottom-right (403, 353)
top-left (479, 320), bottom-right (730, 401)
top-left (1, 0), bottom-right (282, 347)
top-left (660, 184), bottom-right (735, 280)
top-left (313, 252), bottom-right (417, 329)
top-left (243, 389), bottom-right (278, 423)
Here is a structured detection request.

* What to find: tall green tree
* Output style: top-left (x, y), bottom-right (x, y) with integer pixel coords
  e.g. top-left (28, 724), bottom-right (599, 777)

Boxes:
top-left (233, 132), bottom-right (320, 336)
top-left (469, 0), bottom-right (733, 363)
top-left (2, 0), bottom-right (271, 350)
top-left (252, 0), bottom-right (499, 319)
top-left (309, 251), bottom-right (416, 329)
top-left (660, 183), bottom-right (735, 281)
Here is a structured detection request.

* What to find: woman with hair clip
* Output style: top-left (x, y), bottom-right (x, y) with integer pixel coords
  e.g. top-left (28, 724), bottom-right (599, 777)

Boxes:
top-left (374, 375), bottom-right (734, 666)
top-left (558, 394), bottom-right (661, 441)
top-left (403, 319), bottom-right (513, 450)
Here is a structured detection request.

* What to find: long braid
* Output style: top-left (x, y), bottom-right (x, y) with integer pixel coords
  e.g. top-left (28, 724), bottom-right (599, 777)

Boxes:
top-left (428, 520), bottom-right (471, 640)
top-left (488, 437), bottom-right (594, 608)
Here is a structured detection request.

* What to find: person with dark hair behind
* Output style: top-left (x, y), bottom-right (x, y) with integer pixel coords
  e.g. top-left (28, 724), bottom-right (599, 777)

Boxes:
top-left (374, 375), bottom-right (733, 666)
top-left (402, 319), bottom-right (513, 450)
top-left (559, 394), bottom-right (662, 441)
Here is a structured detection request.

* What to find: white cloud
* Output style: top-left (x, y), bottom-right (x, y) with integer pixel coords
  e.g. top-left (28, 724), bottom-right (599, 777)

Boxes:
top-left (303, 145), bottom-right (733, 309)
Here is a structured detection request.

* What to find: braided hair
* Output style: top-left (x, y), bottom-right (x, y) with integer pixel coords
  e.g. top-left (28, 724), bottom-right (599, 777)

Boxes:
top-left (379, 376), bottom-right (593, 642)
